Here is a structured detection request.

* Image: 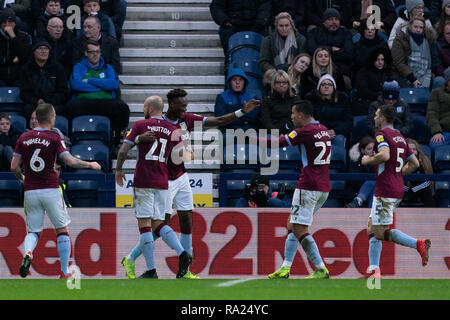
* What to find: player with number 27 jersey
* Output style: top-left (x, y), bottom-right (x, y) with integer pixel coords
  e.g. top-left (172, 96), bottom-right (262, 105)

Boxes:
top-left (124, 117), bottom-right (182, 190)
top-left (373, 127), bottom-right (414, 199)
top-left (13, 129), bottom-right (69, 191)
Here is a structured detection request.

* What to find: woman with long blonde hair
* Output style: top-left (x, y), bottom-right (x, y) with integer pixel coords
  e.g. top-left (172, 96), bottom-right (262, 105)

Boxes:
top-left (288, 53), bottom-right (312, 95)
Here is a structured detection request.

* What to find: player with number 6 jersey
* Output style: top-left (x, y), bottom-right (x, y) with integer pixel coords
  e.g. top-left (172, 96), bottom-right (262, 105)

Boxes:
top-left (263, 100), bottom-right (331, 280)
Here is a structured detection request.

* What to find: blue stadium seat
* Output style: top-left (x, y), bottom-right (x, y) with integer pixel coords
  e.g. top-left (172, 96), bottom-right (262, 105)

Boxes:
top-left (55, 115), bottom-right (69, 137)
top-left (395, 5), bottom-right (405, 17)
top-left (434, 170), bottom-right (450, 207)
top-left (8, 114), bottom-right (26, 133)
top-left (225, 179), bottom-right (250, 206)
top-left (66, 179), bottom-right (99, 207)
top-left (277, 146), bottom-right (301, 170)
top-left (0, 87), bottom-right (25, 113)
top-left (420, 144), bottom-right (431, 160)
top-left (351, 115), bottom-right (370, 144)
top-left (246, 76), bottom-right (264, 92)
top-left (228, 31), bottom-right (264, 55)
top-left (399, 88), bottom-right (430, 115)
top-left (0, 179), bottom-right (23, 207)
top-left (230, 59), bottom-right (262, 78)
top-left (433, 145), bottom-right (450, 172)
top-left (323, 178), bottom-right (345, 208)
top-left (222, 143), bottom-right (259, 171)
top-left (70, 140), bottom-right (110, 172)
top-left (71, 115), bottom-right (110, 144)
top-left (229, 47), bottom-right (260, 66)
top-left (411, 115), bottom-right (430, 145)
top-left (330, 145), bottom-right (347, 172)
top-left (352, 32), bottom-right (388, 44)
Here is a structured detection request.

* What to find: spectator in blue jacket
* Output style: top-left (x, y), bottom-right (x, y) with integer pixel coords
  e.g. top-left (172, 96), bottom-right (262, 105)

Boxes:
top-left (214, 68), bottom-right (260, 132)
top-left (66, 39), bottom-right (129, 149)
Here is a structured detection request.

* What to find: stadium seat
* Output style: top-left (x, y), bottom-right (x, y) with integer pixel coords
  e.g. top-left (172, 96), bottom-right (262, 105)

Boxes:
top-left (399, 88), bottom-right (430, 115)
top-left (323, 176), bottom-right (345, 208)
top-left (433, 145), bottom-right (450, 172)
top-left (228, 31), bottom-right (264, 55)
top-left (0, 179), bottom-right (23, 207)
top-left (351, 115), bottom-right (370, 144)
top-left (276, 146), bottom-right (302, 170)
top-left (70, 140), bottom-right (110, 172)
top-left (222, 143), bottom-right (259, 171)
top-left (55, 115), bottom-right (69, 137)
top-left (395, 5), bottom-right (405, 17)
top-left (71, 115), bottom-right (110, 144)
top-left (330, 145), bottom-right (347, 172)
top-left (66, 179), bottom-right (99, 207)
top-left (411, 115), bottom-right (431, 145)
top-left (8, 114), bottom-right (26, 133)
top-left (230, 59), bottom-right (262, 78)
top-left (225, 179), bottom-right (250, 207)
top-left (420, 144), bottom-right (431, 160)
top-left (0, 87), bottom-right (25, 113)
top-left (229, 47), bottom-right (260, 66)
top-left (434, 170), bottom-right (450, 207)
top-left (352, 32), bottom-right (388, 43)
top-left (246, 76), bottom-right (264, 92)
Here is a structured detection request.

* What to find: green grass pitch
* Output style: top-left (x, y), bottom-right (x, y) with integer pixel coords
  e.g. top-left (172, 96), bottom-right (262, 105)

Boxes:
top-left (0, 279), bottom-right (449, 300)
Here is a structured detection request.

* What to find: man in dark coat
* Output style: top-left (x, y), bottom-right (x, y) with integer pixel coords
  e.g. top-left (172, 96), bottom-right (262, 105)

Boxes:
top-left (306, 0), bottom-right (353, 30)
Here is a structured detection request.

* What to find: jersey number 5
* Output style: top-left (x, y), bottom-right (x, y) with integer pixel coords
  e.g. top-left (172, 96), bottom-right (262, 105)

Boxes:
top-left (314, 141), bottom-right (331, 165)
top-left (396, 148), bottom-right (404, 172)
top-left (145, 138), bottom-right (168, 162)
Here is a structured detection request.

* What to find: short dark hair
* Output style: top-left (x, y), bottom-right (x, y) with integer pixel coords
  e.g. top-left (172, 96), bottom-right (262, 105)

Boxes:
top-left (35, 103), bottom-right (54, 125)
top-left (292, 99), bottom-right (314, 117)
top-left (83, 0), bottom-right (99, 5)
top-left (378, 104), bottom-right (396, 124)
top-left (45, 0), bottom-right (61, 5)
top-left (0, 113), bottom-right (10, 122)
top-left (359, 136), bottom-right (375, 152)
top-left (85, 39), bottom-right (100, 51)
top-left (167, 88), bottom-right (187, 103)
top-left (84, 15), bottom-right (101, 27)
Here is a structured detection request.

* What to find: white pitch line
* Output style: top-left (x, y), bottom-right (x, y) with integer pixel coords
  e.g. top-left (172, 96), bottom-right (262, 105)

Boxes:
top-left (216, 279), bottom-right (256, 287)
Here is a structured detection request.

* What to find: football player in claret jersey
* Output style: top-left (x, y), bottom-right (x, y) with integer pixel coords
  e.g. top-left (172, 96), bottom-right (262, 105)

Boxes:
top-left (10, 103), bottom-right (101, 279)
top-left (262, 100), bottom-right (331, 279)
top-left (361, 105), bottom-right (431, 277)
top-left (127, 88), bottom-right (259, 279)
top-left (116, 96), bottom-right (194, 279)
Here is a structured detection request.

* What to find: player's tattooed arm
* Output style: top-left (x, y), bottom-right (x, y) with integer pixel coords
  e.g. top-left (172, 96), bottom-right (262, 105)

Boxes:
top-left (203, 99), bottom-right (260, 127)
top-left (115, 142), bottom-right (133, 186)
top-left (61, 153), bottom-right (102, 170)
top-left (10, 155), bottom-right (24, 183)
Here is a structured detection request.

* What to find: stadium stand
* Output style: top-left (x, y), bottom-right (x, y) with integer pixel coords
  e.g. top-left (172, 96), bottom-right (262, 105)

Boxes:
top-left (70, 140), bottom-right (111, 172)
top-left (8, 114), bottom-right (27, 133)
top-left (0, 87), bottom-right (25, 114)
top-left (0, 174), bottom-right (23, 207)
top-left (71, 115), bottom-right (111, 145)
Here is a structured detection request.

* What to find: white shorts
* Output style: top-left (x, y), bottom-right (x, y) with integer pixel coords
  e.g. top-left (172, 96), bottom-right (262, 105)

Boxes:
top-left (165, 173), bottom-right (194, 214)
top-left (134, 188), bottom-right (168, 221)
top-left (289, 189), bottom-right (329, 226)
top-left (24, 188), bottom-right (70, 233)
top-left (370, 196), bottom-right (402, 225)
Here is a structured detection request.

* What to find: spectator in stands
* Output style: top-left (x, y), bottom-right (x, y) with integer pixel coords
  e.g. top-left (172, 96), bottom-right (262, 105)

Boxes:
top-left (28, 107), bottom-right (71, 146)
top-left (288, 53), bottom-right (311, 96)
top-left (352, 47), bottom-right (392, 115)
top-left (72, 15), bottom-right (120, 74)
top-left (367, 80), bottom-right (414, 136)
top-left (427, 66), bottom-right (450, 151)
top-left (434, 0), bottom-right (450, 35)
top-left (306, 8), bottom-right (354, 90)
top-left (283, 0), bottom-right (306, 35)
top-left (388, 0), bottom-right (435, 49)
top-left (259, 69), bottom-right (296, 135)
top-left (258, 12), bottom-right (306, 74)
top-left (214, 68), bottom-right (260, 131)
top-left (209, 0), bottom-right (271, 73)
top-left (344, 136), bottom-right (376, 208)
top-left (403, 138), bottom-right (435, 206)
top-left (392, 16), bottom-right (438, 88)
top-left (352, 18), bottom-right (390, 75)
top-left (432, 21), bottom-right (450, 87)
top-left (35, 0), bottom-right (70, 39)
top-left (305, 74), bottom-right (353, 144)
top-left (305, 0), bottom-right (353, 31)
top-left (262, 68), bottom-right (277, 97)
top-left (0, 8), bottom-right (31, 86)
top-left (66, 39), bottom-right (129, 150)
top-left (1, 0), bottom-right (32, 33)
top-left (29, 109), bottom-right (38, 129)
top-left (31, 0), bottom-right (72, 23)
top-left (236, 173), bottom-right (290, 208)
top-left (20, 40), bottom-right (68, 120)
top-left (300, 47), bottom-right (346, 98)
top-left (98, 0), bottom-right (126, 40)
top-left (77, 0), bottom-right (116, 39)
top-left (431, 0), bottom-right (445, 25)
top-left (40, 16), bottom-right (73, 76)
top-left (0, 113), bottom-right (20, 171)
top-left (351, 0), bottom-right (397, 36)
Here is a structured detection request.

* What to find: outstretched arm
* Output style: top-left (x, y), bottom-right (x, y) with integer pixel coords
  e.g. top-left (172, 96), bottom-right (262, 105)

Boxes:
top-left (61, 153), bottom-right (102, 170)
top-left (115, 142), bottom-right (134, 186)
top-left (204, 99), bottom-right (260, 127)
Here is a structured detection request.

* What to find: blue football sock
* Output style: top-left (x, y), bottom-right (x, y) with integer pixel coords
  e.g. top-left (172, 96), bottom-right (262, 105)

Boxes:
top-left (57, 234), bottom-right (71, 276)
top-left (369, 236), bottom-right (382, 271)
top-left (128, 243), bottom-right (142, 262)
top-left (388, 229), bottom-right (417, 249)
top-left (140, 231), bottom-right (155, 271)
top-left (24, 233), bottom-right (39, 256)
top-left (300, 234), bottom-right (325, 270)
top-left (281, 233), bottom-right (298, 268)
top-left (160, 225), bottom-right (184, 256)
top-left (180, 233), bottom-right (192, 256)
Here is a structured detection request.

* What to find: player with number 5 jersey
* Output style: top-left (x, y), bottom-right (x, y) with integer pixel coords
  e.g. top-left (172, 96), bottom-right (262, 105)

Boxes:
top-left (262, 100), bottom-right (331, 280)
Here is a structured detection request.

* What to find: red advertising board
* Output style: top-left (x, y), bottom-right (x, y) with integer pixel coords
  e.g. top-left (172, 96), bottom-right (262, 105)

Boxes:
top-left (0, 208), bottom-right (448, 278)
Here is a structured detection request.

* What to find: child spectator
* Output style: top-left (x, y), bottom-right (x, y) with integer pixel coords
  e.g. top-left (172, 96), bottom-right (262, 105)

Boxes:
top-left (0, 113), bottom-right (21, 171)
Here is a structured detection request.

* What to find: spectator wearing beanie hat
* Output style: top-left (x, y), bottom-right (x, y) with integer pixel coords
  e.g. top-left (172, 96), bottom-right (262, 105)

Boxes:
top-left (427, 66), bottom-right (450, 151)
top-left (431, 0), bottom-right (450, 26)
top-left (307, 7), bottom-right (354, 89)
top-left (388, 0), bottom-right (436, 48)
top-left (0, 7), bottom-right (31, 86)
top-left (366, 80), bottom-right (413, 136)
top-left (305, 1), bottom-right (353, 31)
top-left (434, 0), bottom-right (450, 36)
